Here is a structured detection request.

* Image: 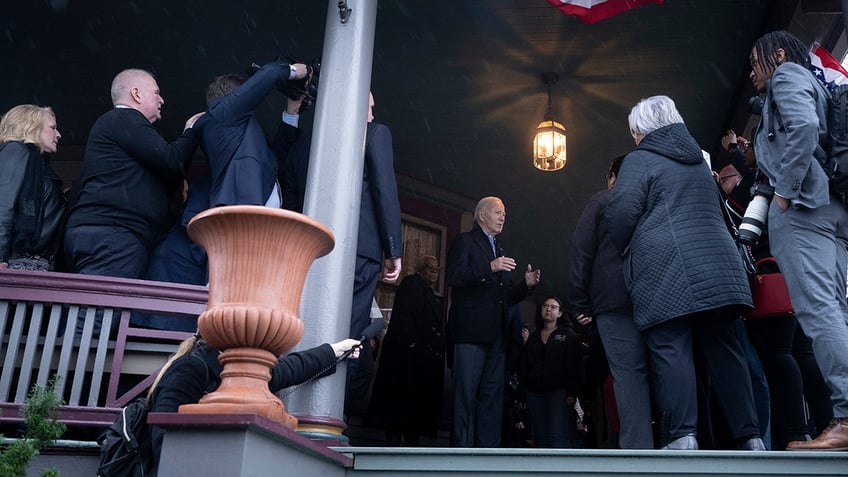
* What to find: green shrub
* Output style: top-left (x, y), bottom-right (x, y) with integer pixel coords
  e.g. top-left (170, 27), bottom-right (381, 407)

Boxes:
top-left (0, 377), bottom-right (67, 477)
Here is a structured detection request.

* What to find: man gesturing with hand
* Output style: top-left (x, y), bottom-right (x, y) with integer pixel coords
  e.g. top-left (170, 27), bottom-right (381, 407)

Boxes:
top-left (446, 196), bottom-right (540, 447)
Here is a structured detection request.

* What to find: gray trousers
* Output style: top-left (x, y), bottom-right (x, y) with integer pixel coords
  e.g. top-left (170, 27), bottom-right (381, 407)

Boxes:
top-left (768, 198), bottom-right (848, 418)
top-left (452, 341), bottom-right (505, 447)
top-left (596, 311), bottom-right (655, 448)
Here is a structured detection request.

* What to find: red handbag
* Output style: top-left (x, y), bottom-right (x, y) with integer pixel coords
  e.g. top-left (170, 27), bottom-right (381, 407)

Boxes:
top-left (743, 257), bottom-right (794, 319)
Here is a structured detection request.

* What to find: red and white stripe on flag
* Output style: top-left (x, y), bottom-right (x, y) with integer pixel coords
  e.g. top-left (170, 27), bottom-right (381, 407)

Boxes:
top-left (546, 0), bottom-right (663, 24)
top-left (809, 43), bottom-right (848, 91)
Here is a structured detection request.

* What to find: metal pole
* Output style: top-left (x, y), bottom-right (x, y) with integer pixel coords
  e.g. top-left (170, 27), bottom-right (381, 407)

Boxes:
top-left (284, 0), bottom-right (377, 442)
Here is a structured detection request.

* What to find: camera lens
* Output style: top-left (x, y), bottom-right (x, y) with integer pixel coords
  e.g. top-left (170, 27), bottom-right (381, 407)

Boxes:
top-left (738, 195), bottom-right (769, 246)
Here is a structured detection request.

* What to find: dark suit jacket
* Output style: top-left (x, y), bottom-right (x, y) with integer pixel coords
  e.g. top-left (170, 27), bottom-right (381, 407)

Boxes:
top-left (277, 121), bottom-right (402, 262)
top-left (196, 60), bottom-right (292, 207)
top-left (359, 122), bottom-right (402, 262)
top-left (446, 223), bottom-right (531, 345)
top-left (67, 107), bottom-right (197, 247)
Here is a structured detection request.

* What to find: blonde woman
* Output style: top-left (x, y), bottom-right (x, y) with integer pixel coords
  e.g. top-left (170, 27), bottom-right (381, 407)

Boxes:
top-left (0, 105), bottom-right (65, 271)
top-left (146, 334), bottom-right (361, 473)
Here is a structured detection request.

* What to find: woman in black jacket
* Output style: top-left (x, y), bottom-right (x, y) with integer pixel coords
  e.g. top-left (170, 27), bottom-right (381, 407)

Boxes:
top-left (147, 335), bottom-right (360, 475)
top-left (520, 296), bottom-right (584, 448)
top-left (0, 104), bottom-right (65, 271)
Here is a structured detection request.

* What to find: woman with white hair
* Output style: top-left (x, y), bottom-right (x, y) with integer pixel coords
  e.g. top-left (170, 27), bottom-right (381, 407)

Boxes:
top-left (605, 95), bottom-right (763, 450)
top-left (0, 105), bottom-right (65, 271)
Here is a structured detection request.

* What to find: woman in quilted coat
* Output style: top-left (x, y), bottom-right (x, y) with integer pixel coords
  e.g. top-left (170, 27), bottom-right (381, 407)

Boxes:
top-left (605, 95), bottom-right (763, 451)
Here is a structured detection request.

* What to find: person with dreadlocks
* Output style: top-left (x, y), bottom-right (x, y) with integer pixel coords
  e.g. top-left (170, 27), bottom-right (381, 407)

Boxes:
top-left (749, 30), bottom-right (848, 451)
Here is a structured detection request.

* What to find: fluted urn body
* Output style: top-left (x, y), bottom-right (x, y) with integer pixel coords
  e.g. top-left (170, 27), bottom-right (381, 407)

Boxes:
top-left (178, 206), bottom-right (334, 429)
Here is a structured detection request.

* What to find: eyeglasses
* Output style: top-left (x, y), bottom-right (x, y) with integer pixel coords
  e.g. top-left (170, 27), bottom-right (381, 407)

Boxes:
top-left (719, 173), bottom-right (740, 185)
top-left (541, 304), bottom-right (560, 310)
top-left (425, 265), bottom-right (441, 272)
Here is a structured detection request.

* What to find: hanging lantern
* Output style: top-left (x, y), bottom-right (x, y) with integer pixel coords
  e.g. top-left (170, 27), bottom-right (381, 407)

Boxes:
top-left (533, 72), bottom-right (567, 172)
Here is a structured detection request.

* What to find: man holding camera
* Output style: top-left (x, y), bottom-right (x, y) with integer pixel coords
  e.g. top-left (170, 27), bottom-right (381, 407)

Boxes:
top-left (194, 58), bottom-right (309, 207)
top-left (749, 30), bottom-right (848, 451)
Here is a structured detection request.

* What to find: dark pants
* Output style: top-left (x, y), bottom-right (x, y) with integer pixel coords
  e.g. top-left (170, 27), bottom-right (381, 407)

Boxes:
top-left (642, 308), bottom-right (759, 445)
top-left (131, 225), bottom-right (207, 332)
top-left (64, 225), bottom-right (150, 337)
top-left (745, 314), bottom-right (809, 449)
top-left (526, 389), bottom-right (578, 448)
top-left (344, 255), bottom-right (381, 416)
top-left (64, 225), bottom-right (148, 279)
top-left (452, 340), bottom-right (505, 447)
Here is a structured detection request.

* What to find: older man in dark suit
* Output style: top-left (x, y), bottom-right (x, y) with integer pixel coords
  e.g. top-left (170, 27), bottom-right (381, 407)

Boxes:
top-left (447, 196), bottom-right (540, 447)
top-left (64, 69), bottom-right (203, 279)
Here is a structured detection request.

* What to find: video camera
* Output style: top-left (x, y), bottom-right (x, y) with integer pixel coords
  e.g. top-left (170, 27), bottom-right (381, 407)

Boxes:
top-left (246, 56), bottom-right (321, 113)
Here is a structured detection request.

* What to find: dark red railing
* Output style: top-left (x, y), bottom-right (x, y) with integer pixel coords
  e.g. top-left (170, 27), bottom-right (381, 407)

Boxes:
top-left (0, 269), bottom-right (207, 427)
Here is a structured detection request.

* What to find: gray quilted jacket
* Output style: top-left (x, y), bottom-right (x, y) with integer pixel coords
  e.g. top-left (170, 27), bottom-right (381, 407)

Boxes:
top-left (605, 123), bottom-right (752, 331)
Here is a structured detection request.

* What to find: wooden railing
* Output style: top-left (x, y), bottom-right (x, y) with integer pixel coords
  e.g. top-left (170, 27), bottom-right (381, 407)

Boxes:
top-left (0, 269), bottom-right (208, 427)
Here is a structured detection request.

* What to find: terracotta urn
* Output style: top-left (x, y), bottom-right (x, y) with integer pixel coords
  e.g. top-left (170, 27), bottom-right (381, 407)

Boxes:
top-left (178, 205), bottom-right (334, 429)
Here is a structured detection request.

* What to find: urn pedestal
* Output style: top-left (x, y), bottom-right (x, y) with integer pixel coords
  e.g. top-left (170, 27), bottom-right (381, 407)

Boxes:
top-left (178, 206), bottom-right (334, 429)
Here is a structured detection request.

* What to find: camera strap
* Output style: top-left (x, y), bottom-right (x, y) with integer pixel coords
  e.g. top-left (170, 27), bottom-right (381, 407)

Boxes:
top-left (716, 185), bottom-right (758, 275)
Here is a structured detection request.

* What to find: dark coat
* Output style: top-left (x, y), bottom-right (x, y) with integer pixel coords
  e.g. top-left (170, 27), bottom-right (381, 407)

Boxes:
top-left (358, 122), bottom-right (403, 262)
top-left (567, 188), bottom-right (631, 318)
top-left (446, 223), bottom-right (531, 344)
top-left (520, 326), bottom-right (584, 395)
top-left (66, 107), bottom-right (197, 248)
top-left (196, 60), bottom-right (293, 207)
top-left (0, 142), bottom-right (65, 262)
top-left (367, 272), bottom-right (445, 436)
top-left (278, 121), bottom-right (403, 262)
top-left (149, 340), bottom-right (336, 475)
top-left (605, 123), bottom-right (752, 331)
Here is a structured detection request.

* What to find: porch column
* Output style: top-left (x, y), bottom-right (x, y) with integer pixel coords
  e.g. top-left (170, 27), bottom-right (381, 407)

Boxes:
top-left (283, 0), bottom-right (377, 443)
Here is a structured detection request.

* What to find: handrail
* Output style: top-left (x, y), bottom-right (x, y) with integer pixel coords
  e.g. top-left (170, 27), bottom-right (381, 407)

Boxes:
top-left (0, 269), bottom-right (209, 427)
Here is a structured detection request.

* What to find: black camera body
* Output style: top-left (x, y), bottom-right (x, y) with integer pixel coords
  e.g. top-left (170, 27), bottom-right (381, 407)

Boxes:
top-left (245, 56), bottom-right (321, 113)
top-left (279, 56), bottom-right (321, 113)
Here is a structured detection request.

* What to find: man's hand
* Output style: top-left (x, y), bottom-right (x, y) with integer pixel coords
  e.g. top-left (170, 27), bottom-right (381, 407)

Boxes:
top-left (490, 256), bottom-right (516, 272)
top-left (721, 129), bottom-right (738, 151)
top-left (184, 112), bottom-right (205, 130)
top-left (575, 313), bottom-right (593, 326)
top-left (286, 96), bottom-right (304, 115)
top-left (381, 257), bottom-right (401, 283)
top-left (775, 194), bottom-right (791, 211)
top-left (330, 338), bottom-right (361, 359)
top-left (291, 63), bottom-right (309, 80)
top-left (524, 264), bottom-right (540, 286)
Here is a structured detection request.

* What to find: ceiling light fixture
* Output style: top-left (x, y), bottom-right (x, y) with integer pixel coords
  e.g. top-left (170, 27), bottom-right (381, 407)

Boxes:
top-left (533, 72), bottom-right (567, 172)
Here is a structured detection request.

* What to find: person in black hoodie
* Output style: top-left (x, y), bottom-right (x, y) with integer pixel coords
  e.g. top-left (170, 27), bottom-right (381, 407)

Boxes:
top-left (520, 296), bottom-right (584, 448)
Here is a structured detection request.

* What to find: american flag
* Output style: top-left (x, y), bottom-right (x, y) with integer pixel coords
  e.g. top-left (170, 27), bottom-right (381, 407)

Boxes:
top-left (809, 43), bottom-right (848, 92)
top-left (546, 0), bottom-right (663, 24)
